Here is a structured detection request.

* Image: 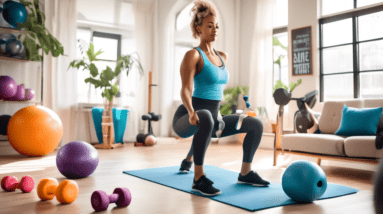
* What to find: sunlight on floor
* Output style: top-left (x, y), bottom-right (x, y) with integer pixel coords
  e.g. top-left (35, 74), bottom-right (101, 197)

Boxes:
top-left (0, 156), bottom-right (57, 174)
top-left (222, 161), bottom-right (240, 166)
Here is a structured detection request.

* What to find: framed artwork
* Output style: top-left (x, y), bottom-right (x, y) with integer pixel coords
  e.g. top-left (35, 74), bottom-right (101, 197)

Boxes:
top-left (291, 26), bottom-right (313, 76)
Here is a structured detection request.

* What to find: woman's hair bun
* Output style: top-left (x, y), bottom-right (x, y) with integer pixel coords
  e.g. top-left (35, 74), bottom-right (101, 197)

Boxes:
top-left (189, 0), bottom-right (218, 39)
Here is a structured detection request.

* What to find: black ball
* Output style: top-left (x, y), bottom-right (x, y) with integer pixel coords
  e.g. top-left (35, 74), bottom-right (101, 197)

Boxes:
top-left (0, 115), bottom-right (12, 135)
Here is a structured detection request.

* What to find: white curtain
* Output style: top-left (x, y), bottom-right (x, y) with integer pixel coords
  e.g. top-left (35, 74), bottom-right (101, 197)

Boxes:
top-left (43, 0), bottom-right (78, 146)
top-left (131, 0), bottom-right (155, 136)
top-left (248, 0), bottom-right (277, 132)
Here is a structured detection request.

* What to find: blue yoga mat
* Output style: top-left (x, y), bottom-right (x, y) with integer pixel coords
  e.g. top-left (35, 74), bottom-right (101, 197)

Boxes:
top-left (123, 165), bottom-right (359, 212)
top-left (92, 107), bottom-right (129, 144)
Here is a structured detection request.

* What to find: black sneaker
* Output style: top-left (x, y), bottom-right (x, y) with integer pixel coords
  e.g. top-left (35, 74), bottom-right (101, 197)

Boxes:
top-left (192, 175), bottom-right (221, 196)
top-left (179, 159), bottom-right (192, 173)
top-left (238, 171), bottom-right (270, 187)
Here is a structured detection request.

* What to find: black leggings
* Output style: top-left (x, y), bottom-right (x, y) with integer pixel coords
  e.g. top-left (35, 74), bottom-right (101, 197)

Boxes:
top-left (172, 97), bottom-right (263, 165)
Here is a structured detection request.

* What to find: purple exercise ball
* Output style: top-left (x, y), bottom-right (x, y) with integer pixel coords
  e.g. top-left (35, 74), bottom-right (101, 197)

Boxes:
top-left (3, 84), bottom-right (24, 101)
top-left (0, 76), bottom-right (17, 99)
top-left (24, 88), bottom-right (34, 100)
top-left (56, 141), bottom-right (99, 179)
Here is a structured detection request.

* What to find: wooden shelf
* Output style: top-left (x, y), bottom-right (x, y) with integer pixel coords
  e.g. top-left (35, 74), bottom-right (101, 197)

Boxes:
top-left (0, 100), bottom-right (41, 105)
top-left (0, 26), bottom-right (29, 34)
top-left (0, 55), bottom-right (29, 62)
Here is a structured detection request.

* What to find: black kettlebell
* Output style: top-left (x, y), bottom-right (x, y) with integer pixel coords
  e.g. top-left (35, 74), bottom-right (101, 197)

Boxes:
top-left (295, 109), bottom-right (314, 133)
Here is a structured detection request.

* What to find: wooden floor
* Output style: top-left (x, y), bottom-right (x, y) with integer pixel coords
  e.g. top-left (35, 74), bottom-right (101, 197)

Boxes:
top-left (0, 137), bottom-right (378, 214)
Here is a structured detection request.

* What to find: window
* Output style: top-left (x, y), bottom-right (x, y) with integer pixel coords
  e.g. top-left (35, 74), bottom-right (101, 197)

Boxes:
top-left (273, 0), bottom-right (288, 89)
top-left (76, 30), bottom-right (122, 104)
top-left (319, 2), bottom-right (383, 101)
top-left (322, 0), bottom-right (383, 16)
top-left (76, 0), bottom-right (136, 105)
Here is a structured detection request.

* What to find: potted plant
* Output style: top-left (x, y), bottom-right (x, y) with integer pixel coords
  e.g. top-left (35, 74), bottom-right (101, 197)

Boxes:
top-left (16, 0), bottom-right (64, 61)
top-left (68, 42), bottom-right (144, 148)
top-left (220, 86), bottom-right (249, 115)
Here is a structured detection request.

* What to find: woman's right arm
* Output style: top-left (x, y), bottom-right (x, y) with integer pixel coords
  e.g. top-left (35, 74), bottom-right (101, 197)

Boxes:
top-left (180, 49), bottom-right (200, 125)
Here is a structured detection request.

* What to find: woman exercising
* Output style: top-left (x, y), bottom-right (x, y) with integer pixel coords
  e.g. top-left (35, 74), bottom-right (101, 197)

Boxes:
top-left (172, 0), bottom-right (269, 196)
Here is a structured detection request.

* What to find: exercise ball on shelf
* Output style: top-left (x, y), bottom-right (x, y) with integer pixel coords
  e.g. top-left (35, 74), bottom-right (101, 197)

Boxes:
top-left (0, 75), bottom-right (17, 100)
top-left (5, 39), bottom-right (23, 56)
top-left (24, 88), bottom-right (34, 100)
top-left (3, 84), bottom-right (24, 101)
top-left (1, 1), bottom-right (27, 28)
top-left (56, 141), bottom-right (99, 179)
top-left (0, 34), bottom-right (16, 54)
top-left (7, 105), bottom-right (63, 156)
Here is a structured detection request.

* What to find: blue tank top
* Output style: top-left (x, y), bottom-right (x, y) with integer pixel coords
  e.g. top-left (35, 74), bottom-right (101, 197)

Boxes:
top-left (192, 47), bottom-right (229, 101)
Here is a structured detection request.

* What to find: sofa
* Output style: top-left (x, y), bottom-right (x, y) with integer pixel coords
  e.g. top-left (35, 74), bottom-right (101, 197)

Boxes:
top-left (273, 98), bottom-right (383, 166)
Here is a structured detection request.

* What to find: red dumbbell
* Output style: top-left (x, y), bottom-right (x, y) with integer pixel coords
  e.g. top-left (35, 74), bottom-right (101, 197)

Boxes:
top-left (1, 176), bottom-right (35, 193)
top-left (91, 188), bottom-right (132, 212)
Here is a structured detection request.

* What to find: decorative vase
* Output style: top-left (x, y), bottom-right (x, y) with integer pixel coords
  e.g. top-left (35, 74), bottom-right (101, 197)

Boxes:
top-left (102, 97), bottom-right (115, 146)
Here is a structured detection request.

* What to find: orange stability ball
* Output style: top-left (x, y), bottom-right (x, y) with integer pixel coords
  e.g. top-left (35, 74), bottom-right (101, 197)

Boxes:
top-left (7, 105), bottom-right (63, 156)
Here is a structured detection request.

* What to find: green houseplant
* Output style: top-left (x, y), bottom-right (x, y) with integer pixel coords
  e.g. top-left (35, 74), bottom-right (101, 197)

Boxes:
top-left (68, 42), bottom-right (143, 102)
top-left (68, 42), bottom-right (143, 148)
top-left (220, 86), bottom-right (249, 115)
top-left (273, 79), bottom-right (302, 94)
top-left (273, 36), bottom-right (287, 74)
top-left (17, 0), bottom-right (64, 61)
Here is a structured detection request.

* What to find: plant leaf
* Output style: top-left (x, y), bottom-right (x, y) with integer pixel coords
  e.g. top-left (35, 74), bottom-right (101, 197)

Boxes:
top-left (85, 77), bottom-right (101, 88)
top-left (273, 37), bottom-right (287, 50)
top-left (101, 66), bottom-right (115, 82)
top-left (87, 43), bottom-right (95, 62)
top-left (114, 61), bottom-right (123, 77)
top-left (111, 83), bottom-right (119, 96)
top-left (89, 63), bottom-right (98, 77)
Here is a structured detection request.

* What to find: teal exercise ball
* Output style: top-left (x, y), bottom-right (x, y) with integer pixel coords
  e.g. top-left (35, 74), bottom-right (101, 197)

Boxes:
top-left (282, 160), bottom-right (327, 202)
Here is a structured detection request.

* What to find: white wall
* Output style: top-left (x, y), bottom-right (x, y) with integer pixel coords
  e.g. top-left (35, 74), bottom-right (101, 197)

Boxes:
top-left (238, 0), bottom-right (257, 88)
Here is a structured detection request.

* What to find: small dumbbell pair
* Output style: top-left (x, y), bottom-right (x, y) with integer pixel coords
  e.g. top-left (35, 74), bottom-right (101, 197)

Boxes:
top-left (91, 188), bottom-right (132, 212)
top-left (1, 175), bottom-right (35, 193)
top-left (38, 178), bottom-right (79, 204)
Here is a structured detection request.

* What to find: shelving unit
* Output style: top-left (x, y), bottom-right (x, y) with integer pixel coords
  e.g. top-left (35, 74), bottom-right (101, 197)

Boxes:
top-left (0, 55), bottom-right (29, 62)
top-left (0, 26), bottom-right (29, 34)
top-left (0, 26), bottom-right (44, 106)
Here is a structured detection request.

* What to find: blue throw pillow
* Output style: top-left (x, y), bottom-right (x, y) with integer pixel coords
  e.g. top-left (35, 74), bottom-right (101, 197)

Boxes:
top-left (335, 105), bottom-right (383, 136)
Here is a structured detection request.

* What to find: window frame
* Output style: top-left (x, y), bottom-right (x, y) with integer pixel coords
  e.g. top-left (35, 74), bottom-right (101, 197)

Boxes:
top-left (319, 3), bottom-right (383, 102)
top-left (272, 26), bottom-right (288, 88)
top-left (92, 31), bottom-right (122, 61)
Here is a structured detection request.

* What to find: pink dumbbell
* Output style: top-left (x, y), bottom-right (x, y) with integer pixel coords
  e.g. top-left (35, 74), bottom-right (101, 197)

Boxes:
top-left (1, 176), bottom-right (35, 193)
top-left (91, 188), bottom-right (132, 212)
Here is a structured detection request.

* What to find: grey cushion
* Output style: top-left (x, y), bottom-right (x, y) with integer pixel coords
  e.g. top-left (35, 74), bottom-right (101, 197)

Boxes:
top-left (344, 136), bottom-right (383, 158)
top-left (281, 133), bottom-right (346, 156)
